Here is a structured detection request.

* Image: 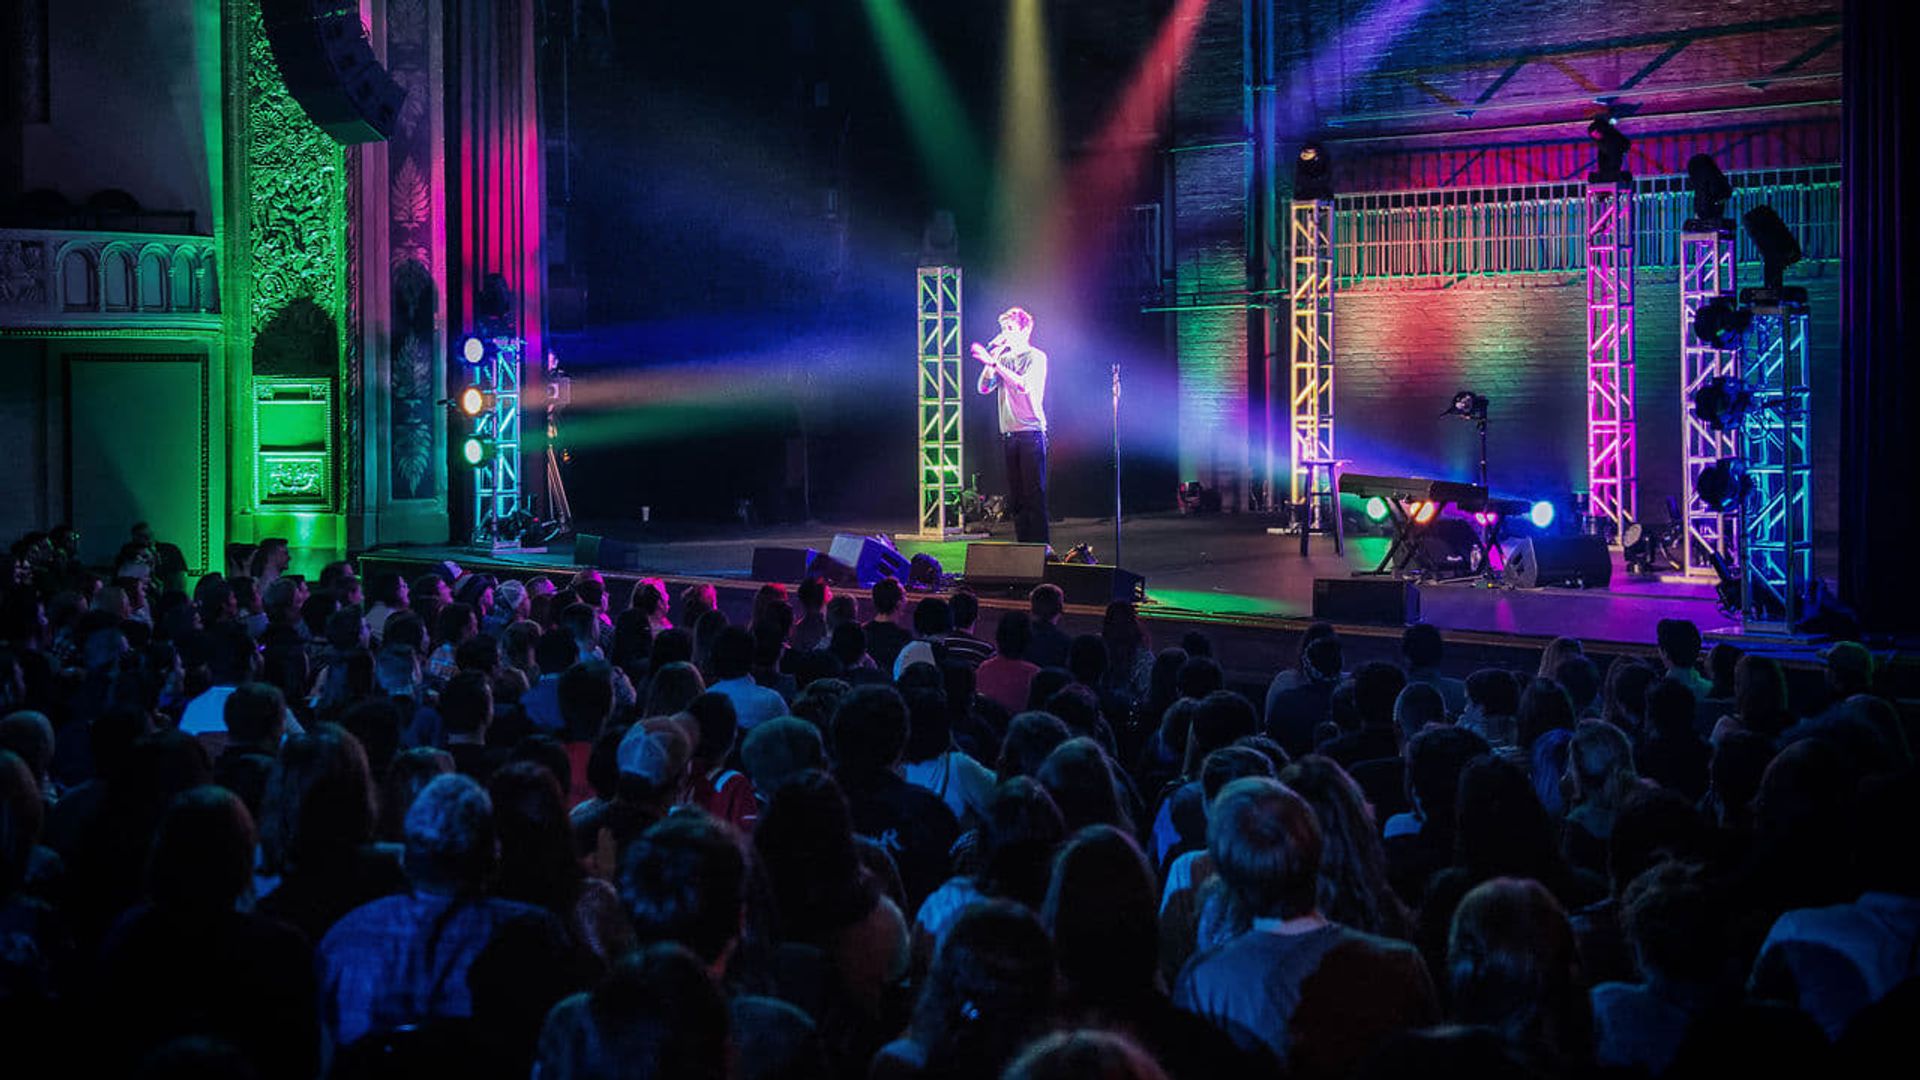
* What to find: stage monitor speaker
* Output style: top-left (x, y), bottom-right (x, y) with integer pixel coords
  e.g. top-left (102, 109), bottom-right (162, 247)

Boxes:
top-left (262, 0), bottom-right (408, 144)
top-left (750, 546), bottom-right (820, 584)
top-left (1313, 578), bottom-right (1421, 625)
top-left (1502, 536), bottom-right (1613, 589)
top-left (575, 533), bottom-right (645, 570)
top-left (1042, 563), bottom-right (1147, 606)
top-left (826, 534), bottom-right (910, 587)
top-left (1409, 518), bottom-right (1484, 579)
top-left (965, 542), bottom-right (1049, 589)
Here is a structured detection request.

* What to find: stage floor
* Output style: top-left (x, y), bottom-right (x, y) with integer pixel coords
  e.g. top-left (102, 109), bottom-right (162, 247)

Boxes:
top-left (413, 511), bottom-right (1730, 649)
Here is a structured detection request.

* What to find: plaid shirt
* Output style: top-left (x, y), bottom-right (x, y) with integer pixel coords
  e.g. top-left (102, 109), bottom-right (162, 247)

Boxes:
top-left (317, 891), bottom-right (565, 1050)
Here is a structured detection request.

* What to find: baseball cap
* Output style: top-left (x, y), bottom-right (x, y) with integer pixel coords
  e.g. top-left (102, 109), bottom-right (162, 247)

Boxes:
top-left (617, 718), bottom-right (691, 787)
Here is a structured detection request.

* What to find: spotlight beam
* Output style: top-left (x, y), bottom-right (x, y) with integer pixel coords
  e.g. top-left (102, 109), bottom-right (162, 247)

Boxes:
top-left (991, 0), bottom-right (1062, 271)
top-left (860, 0), bottom-right (990, 219)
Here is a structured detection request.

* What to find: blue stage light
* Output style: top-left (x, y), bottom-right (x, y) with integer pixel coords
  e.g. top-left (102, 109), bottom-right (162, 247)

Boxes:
top-left (1529, 500), bottom-right (1556, 529)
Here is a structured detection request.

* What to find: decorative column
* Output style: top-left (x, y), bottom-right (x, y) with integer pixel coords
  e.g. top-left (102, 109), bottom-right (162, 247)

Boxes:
top-left (1679, 224), bottom-right (1738, 576)
top-left (1287, 199), bottom-right (1335, 517)
top-left (915, 266), bottom-right (965, 538)
top-left (1739, 293), bottom-right (1812, 629)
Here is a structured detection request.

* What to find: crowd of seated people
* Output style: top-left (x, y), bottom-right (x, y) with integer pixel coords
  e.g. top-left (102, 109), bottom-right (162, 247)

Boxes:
top-left (0, 523), bottom-right (1914, 1079)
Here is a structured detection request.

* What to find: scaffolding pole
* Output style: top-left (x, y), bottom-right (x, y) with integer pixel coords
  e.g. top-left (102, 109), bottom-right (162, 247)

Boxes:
top-left (1679, 226), bottom-right (1739, 575)
top-left (1739, 293), bottom-right (1813, 629)
top-left (915, 266), bottom-right (967, 538)
top-left (1287, 199), bottom-right (1336, 517)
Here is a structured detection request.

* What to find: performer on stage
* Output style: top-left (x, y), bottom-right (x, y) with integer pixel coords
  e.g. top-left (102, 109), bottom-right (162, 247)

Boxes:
top-left (972, 307), bottom-right (1050, 546)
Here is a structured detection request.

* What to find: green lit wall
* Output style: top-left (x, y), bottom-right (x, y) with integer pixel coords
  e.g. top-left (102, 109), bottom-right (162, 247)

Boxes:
top-left (222, 0), bottom-right (349, 549)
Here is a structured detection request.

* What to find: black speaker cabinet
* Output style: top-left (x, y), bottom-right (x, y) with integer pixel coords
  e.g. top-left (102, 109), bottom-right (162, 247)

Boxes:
top-left (1502, 536), bottom-right (1613, 589)
top-left (965, 543), bottom-right (1050, 589)
top-left (1313, 578), bottom-right (1421, 625)
top-left (825, 534), bottom-right (910, 587)
top-left (574, 533), bottom-right (644, 570)
top-left (262, 0), bottom-right (408, 143)
top-left (750, 546), bottom-right (820, 584)
top-left (1042, 563), bottom-right (1148, 606)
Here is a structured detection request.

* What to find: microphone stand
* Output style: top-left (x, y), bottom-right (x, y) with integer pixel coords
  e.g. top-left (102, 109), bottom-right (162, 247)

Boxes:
top-left (1111, 360), bottom-right (1123, 571)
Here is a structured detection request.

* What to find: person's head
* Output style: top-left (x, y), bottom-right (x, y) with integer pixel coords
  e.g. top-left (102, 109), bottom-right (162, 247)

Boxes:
top-left (368, 571), bottom-right (409, 611)
top-left (994, 609), bottom-right (1034, 661)
top-left (824, 593), bottom-right (858, 633)
top-left (1706, 730), bottom-right (1774, 830)
top-left (998, 306), bottom-right (1035, 348)
top-left (1404, 725), bottom-right (1489, 830)
top-left (576, 944), bottom-right (731, 1080)
top-left (1042, 825), bottom-right (1159, 997)
top-left (1200, 745), bottom-right (1277, 804)
top-left (1351, 661), bottom-right (1409, 730)
top-left (740, 716), bottom-right (826, 798)
top-left (1280, 755), bottom-right (1406, 937)
top-left (147, 786), bottom-right (258, 912)
top-left (1035, 737), bottom-right (1128, 833)
top-left (434, 602), bottom-right (478, 648)
top-left (402, 772), bottom-right (496, 893)
top-left (1181, 689), bottom-right (1259, 777)
top-left (1565, 718), bottom-right (1637, 813)
top-left (206, 621), bottom-right (260, 685)
top-left (487, 761), bottom-right (581, 911)
top-left (1028, 583), bottom-right (1064, 625)
top-left (902, 686), bottom-right (951, 764)
top-left (643, 661), bottom-right (705, 718)
top-left (1393, 683), bottom-right (1448, 743)
top-left (752, 769), bottom-right (875, 941)
top-left (0, 711), bottom-right (55, 789)
top-left (796, 575), bottom-right (828, 615)
top-left (1517, 677), bottom-right (1576, 749)
top-left (1465, 668), bottom-right (1521, 717)
top-left (620, 812), bottom-right (747, 967)
top-left (258, 723), bottom-right (375, 876)
top-left (0, 749), bottom-right (44, 896)
top-left (439, 669), bottom-right (494, 739)
top-left (1607, 784), bottom-right (1708, 898)
top-left (997, 710), bottom-right (1071, 781)
top-left (1043, 683), bottom-right (1101, 741)
top-left (1066, 635), bottom-right (1107, 688)
top-left (827, 621), bottom-right (869, 670)
top-left (1734, 654), bottom-right (1791, 736)
top-left (1004, 1030), bottom-right (1169, 1080)
top-left (630, 578), bottom-right (667, 619)
top-left (912, 596), bottom-right (953, 638)
top-left (535, 627), bottom-right (580, 675)
top-left (1620, 859), bottom-right (1723, 987)
top-left (868, 576), bottom-right (904, 618)
top-left (1602, 659), bottom-right (1659, 735)
top-left (1455, 755), bottom-right (1561, 879)
top-left (1706, 641), bottom-right (1743, 697)
top-left (557, 661), bottom-right (616, 742)
top-left (1447, 877), bottom-right (1589, 1059)
top-left (1821, 640), bottom-right (1875, 698)
top-left (1402, 622), bottom-right (1446, 670)
top-left (223, 682), bottom-right (287, 750)
top-left (967, 776), bottom-right (1065, 910)
top-left (949, 588), bottom-right (980, 632)
top-left (1656, 618), bottom-right (1704, 672)
top-left (324, 604), bottom-right (369, 652)
top-left (708, 625), bottom-right (755, 681)
top-left (1209, 777), bottom-right (1322, 920)
top-left (831, 684), bottom-right (909, 782)
top-left (617, 719), bottom-right (695, 811)
top-left (1537, 636), bottom-right (1584, 680)
top-left (1553, 657), bottom-right (1602, 717)
top-left (1302, 635), bottom-right (1343, 686)
top-left (492, 578), bottom-right (529, 622)
top-left (910, 899), bottom-right (1055, 1078)
top-left (686, 691), bottom-right (738, 767)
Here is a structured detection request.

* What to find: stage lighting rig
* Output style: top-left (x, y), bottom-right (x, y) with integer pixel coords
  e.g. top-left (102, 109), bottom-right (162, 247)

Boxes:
top-left (1587, 117), bottom-right (1631, 183)
top-left (1695, 458), bottom-right (1753, 513)
top-left (1685, 153), bottom-right (1733, 227)
top-left (1692, 295), bottom-right (1752, 350)
top-left (1294, 143), bottom-right (1334, 201)
top-left (1742, 204), bottom-right (1804, 295)
top-left (1691, 376), bottom-right (1756, 433)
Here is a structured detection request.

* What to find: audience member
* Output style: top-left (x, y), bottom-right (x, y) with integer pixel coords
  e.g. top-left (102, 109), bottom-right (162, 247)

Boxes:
top-left (1402, 623), bottom-right (1466, 717)
top-left (1024, 584), bottom-right (1071, 669)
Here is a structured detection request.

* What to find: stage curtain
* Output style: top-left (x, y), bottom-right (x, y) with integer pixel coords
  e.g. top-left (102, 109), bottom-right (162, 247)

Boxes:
top-left (1839, 2), bottom-right (1918, 634)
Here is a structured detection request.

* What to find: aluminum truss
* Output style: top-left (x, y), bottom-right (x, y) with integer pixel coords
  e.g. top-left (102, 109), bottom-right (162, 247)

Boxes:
top-left (1739, 295), bottom-right (1812, 629)
top-left (1288, 199), bottom-right (1336, 516)
top-left (915, 266), bottom-right (966, 538)
top-left (1584, 181), bottom-right (1637, 540)
top-left (1679, 226), bottom-right (1739, 576)
top-left (470, 336), bottom-right (523, 545)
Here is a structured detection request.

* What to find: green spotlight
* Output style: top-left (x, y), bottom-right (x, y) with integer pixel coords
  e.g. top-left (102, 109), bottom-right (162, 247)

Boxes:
top-left (461, 437), bottom-right (495, 467)
top-left (861, 0), bottom-right (989, 215)
top-left (1365, 497), bottom-right (1389, 523)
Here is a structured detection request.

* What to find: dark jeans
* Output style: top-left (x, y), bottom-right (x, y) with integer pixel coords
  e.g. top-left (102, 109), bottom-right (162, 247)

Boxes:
top-left (1003, 430), bottom-right (1050, 545)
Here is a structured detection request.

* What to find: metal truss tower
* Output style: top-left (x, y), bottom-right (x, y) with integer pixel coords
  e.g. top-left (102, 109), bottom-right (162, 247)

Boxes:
top-left (1287, 199), bottom-right (1336, 514)
top-left (1679, 226), bottom-right (1739, 575)
top-left (1584, 181), bottom-right (1638, 540)
top-left (1739, 294), bottom-right (1813, 629)
top-left (915, 266), bottom-right (966, 538)
top-left (470, 336), bottom-right (523, 544)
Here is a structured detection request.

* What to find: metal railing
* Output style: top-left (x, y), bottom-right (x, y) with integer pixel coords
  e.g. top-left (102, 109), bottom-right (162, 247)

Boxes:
top-left (1330, 164), bottom-right (1839, 286)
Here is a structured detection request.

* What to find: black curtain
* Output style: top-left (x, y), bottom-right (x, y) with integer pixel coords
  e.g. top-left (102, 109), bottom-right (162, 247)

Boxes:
top-left (1839, 1), bottom-right (1919, 635)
